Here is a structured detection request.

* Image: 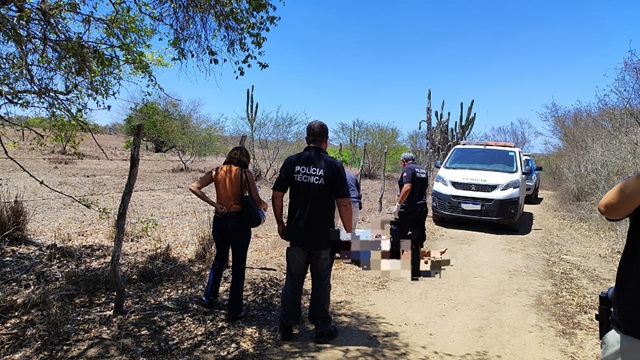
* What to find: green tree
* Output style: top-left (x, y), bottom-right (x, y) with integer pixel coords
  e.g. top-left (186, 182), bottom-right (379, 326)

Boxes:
top-left (174, 101), bottom-right (223, 171)
top-left (48, 114), bottom-right (86, 155)
top-left (327, 146), bottom-right (356, 166)
top-left (361, 121), bottom-right (404, 179)
top-left (124, 99), bottom-right (182, 153)
top-left (334, 119), bottom-right (365, 167)
top-left (124, 96), bottom-right (222, 169)
top-left (0, 0), bottom-right (281, 202)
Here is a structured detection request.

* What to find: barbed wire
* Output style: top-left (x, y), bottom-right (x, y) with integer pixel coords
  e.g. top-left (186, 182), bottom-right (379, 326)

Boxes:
top-left (1, 184), bottom-right (273, 204)
top-left (0, 186), bottom-right (193, 204)
top-left (0, 156), bottom-right (218, 163)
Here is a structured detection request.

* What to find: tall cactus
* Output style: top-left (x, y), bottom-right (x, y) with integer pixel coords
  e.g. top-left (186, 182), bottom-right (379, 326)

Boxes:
top-left (246, 85), bottom-right (261, 177)
top-left (455, 100), bottom-right (475, 143)
top-left (431, 99), bottom-right (452, 163)
top-left (419, 89), bottom-right (434, 185)
top-left (419, 89), bottom-right (476, 167)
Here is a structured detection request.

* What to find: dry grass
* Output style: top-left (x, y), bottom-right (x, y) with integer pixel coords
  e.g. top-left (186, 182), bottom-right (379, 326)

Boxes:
top-left (535, 191), bottom-right (625, 358)
top-left (47, 155), bottom-right (77, 165)
top-left (191, 213), bottom-right (215, 264)
top-left (135, 244), bottom-right (189, 285)
top-left (0, 188), bottom-right (30, 243)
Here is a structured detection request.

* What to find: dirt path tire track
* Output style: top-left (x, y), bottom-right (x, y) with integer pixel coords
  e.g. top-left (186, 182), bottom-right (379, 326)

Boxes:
top-left (358, 197), bottom-right (569, 359)
top-left (268, 190), bottom-right (599, 359)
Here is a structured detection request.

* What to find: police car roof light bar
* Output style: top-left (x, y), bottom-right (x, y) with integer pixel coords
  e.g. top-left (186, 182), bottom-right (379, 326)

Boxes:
top-left (460, 141), bottom-right (516, 148)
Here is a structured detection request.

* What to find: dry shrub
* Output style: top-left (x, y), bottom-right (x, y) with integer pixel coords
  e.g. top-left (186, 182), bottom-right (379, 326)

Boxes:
top-left (540, 50), bottom-right (640, 209)
top-left (147, 243), bottom-right (174, 263)
top-left (1, 284), bottom-right (64, 338)
top-left (171, 165), bottom-right (188, 173)
top-left (62, 266), bottom-right (112, 294)
top-left (136, 244), bottom-right (187, 284)
top-left (47, 155), bottom-right (76, 165)
top-left (540, 102), bottom-right (640, 206)
top-left (1, 287), bottom-right (45, 314)
top-left (0, 188), bottom-right (30, 243)
top-left (44, 242), bottom-right (80, 262)
top-left (192, 214), bottom-right (215, 264)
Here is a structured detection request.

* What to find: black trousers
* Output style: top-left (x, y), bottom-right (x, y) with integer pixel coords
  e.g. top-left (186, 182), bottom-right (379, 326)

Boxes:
top-left (390, 209), bottom-right (428, 277)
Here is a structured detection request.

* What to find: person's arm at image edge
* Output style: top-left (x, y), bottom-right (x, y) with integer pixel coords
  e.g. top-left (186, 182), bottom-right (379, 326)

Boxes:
top-left (598, 173), bottom-right (640, 220)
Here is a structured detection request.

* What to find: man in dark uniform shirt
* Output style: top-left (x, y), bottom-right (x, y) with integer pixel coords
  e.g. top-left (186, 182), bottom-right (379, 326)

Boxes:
top-left (272, 121), bottom-right (352, 344)
top-left (598, 173), bottom-right (640, 359)
top-left (391, 152), bottom-right (429, 281)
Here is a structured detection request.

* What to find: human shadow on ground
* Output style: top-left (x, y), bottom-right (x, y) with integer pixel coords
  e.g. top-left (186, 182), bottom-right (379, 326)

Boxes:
top-left (262, 307), bottom-right (415, 360)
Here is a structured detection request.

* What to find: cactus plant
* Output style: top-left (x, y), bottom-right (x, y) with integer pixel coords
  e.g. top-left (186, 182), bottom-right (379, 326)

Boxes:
top-left (418, 89), bottom-right (476, 170)
top-left (245, 85), bottom-right (262, 177)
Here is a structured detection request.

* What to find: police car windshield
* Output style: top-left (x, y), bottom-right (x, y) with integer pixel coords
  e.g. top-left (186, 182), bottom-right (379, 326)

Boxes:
top-left (444, 147), bottom-right (518, 173)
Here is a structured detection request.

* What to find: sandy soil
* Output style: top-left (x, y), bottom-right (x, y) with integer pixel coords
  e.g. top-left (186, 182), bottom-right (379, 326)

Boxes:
top-left (265, 192), bottom-right (598, 360)
top-left (1, 133), bottom-right (619, 359)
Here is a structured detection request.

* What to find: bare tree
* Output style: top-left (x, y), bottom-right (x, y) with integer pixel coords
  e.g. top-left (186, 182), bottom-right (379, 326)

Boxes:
top-left (334, 119), bottom-right (366, 167)
top-left (477, 118), bottom-right (541, 152)
top-left (539, 99), bottom-right (640, 203)
top-left (253, 107), bottom-right (307, 178)
top-left (360, 122), bottom-right (402, 179)
top-left (600, 48), bottom-right (640, 127)
top-left (405, 129), bottom-right (427, 165)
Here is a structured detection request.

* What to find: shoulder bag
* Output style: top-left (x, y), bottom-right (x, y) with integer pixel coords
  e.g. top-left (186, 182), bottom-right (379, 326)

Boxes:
top-left (240, 169), bottom-right (266, 228)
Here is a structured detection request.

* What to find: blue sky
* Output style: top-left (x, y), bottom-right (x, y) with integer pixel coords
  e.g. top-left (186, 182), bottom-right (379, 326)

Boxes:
top-left (94, 1), bottom-right (640, 150)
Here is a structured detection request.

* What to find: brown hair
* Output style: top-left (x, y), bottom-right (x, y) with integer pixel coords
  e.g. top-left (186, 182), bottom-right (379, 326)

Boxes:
top-left (223, 146), bottom-right (251, 169)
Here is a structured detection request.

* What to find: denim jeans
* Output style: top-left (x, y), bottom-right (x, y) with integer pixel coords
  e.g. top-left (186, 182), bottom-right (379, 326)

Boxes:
top-left (391, 209), bottom-right (428, 277)
top-left (280, 246), bottom-right (333, 332)
top-left (203, 212), bottom-right (251, 317)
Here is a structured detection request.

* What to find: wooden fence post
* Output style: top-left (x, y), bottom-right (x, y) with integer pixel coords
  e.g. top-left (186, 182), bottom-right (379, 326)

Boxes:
top-left (378, 145), bottom-right (388, 213)
top-left (358, 142), bottom-right (367, 184)
top-left (111, 124), bottom-right (143, 316)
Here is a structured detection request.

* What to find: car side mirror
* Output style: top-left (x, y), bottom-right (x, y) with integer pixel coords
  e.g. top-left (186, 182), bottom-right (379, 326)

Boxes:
top-left (535, 166), bottom-right (543, 171)
top-left (523, 165), bottom-right (532, 175)
top-left (435, 160), bottom-right (442, 169)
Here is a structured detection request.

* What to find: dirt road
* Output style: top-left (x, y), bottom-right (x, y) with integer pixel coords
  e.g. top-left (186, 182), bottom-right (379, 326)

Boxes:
top-left (267, 193), bottom-right (598, 360)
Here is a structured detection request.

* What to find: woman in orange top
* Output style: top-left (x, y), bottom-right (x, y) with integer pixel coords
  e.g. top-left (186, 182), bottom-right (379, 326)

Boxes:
top-left (190, 146), bottom-right (268, 321)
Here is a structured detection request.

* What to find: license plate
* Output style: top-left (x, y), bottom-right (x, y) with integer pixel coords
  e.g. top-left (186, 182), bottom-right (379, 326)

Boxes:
top-left (461, 202), bottom-right (481, 210)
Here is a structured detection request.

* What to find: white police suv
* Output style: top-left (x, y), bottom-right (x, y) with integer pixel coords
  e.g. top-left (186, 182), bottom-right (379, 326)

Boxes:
top-left (431, 141), bottom-right (532, 231)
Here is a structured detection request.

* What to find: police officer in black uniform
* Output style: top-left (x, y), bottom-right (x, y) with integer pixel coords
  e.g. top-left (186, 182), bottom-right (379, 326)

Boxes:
top-left (391, 152), bottom-right (429, 281)
top-left (272, 120), bottom-right (352, 344)
top-left (598, 173), bottom-right (640, 358)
